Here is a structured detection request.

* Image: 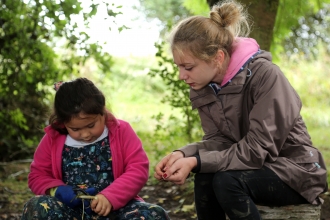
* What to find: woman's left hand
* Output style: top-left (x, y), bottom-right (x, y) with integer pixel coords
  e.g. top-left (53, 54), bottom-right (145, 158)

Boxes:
top-left (154, 151), bottom-right (184, 181)
top-left (162, 157), bottom-right (197, 185)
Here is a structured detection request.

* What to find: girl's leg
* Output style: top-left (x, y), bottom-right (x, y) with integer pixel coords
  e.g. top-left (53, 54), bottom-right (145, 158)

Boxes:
top-left (21, 195), bottom-right (84, 220)
top-left (212, 166), bottom-right (308, 220)
top-left (108, 200), bottom-right (170, 220)
top-left (194, 173), bottom-right (227, 220)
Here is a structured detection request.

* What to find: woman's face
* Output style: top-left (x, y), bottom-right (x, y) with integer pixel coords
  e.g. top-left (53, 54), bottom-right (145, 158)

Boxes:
top-left (64, 112), bottom-right (106, 143)
top-left (173, 50), bottom-right (225, 90)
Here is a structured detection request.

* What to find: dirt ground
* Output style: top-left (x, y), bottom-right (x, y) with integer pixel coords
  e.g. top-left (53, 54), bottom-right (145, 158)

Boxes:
top-left (0, 162), bottom-right (329, 220)
top-left (139, 179), bottom-right (196, 220)
top-left (139, 180), bottom-right (330, 220)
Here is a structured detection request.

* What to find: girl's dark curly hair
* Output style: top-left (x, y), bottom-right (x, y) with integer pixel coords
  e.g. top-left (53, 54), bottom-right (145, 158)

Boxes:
top-left (49, 77), bottom-right (114, 134)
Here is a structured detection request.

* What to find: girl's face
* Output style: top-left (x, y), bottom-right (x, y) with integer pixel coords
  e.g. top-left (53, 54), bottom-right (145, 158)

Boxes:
top-left (64, 112), bottom-right (106, 143)
top-left (173, 50), bottom-right (225, 90)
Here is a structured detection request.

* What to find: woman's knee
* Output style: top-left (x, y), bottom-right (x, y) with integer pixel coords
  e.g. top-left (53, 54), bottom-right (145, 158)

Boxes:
top-left (212, 171), bottom-right (245, 200)
top-left (194, 173), bottom-right (214, 187)
top-left (213, 171), bottom-right (237, 187)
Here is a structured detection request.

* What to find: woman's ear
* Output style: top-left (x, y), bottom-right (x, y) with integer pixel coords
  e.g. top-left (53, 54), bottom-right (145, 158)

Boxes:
top-left (213, 50), bottom-right (225, 65)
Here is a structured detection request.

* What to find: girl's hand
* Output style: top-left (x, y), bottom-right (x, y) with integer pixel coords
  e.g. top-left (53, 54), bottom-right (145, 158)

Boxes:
top-left (154, 151), bottom-right (184, 180)
top-left (91, 194), bottom-right (112, 216)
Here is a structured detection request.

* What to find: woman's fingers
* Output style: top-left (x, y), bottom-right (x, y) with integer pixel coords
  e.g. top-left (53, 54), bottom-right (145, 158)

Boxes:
top-left (154, 154), bottom-right (171, 180)
top-left (162, 159), bottom-right (185, 181)
top-left (154, 171), bottom-right (163, 180)
top-left (154, 151), bottom-right (185, 181)
top-left (163, 151), bottom-right (184, 171)
top-left (162, 157), bottom-right (196, 184)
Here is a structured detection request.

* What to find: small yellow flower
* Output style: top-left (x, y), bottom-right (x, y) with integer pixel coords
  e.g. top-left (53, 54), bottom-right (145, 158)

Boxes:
top-left (39, 202), bottom-right (50, 212)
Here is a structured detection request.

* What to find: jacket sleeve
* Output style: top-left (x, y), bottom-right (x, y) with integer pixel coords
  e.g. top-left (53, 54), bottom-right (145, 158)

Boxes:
top-left (100, 122), bottom-right (149, 210)
top-left (189, 62), bottom-right (302, 173)
top-left (179, 101), bottom-right (235, 157)
top-left (28, 134), bottom-right (65, 194)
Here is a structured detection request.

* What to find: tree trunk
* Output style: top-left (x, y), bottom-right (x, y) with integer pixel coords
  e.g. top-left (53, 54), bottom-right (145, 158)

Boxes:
top-left (207, 0), bottom-right (279, 51)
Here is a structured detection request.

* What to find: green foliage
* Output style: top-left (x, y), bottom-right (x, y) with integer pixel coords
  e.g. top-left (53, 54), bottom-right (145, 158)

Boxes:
top-left (138, 116), bottom-right (201, 177)
top-left (276, 47), bottom-right (330, 182)
top-left (0, 0), bottom-right (60, 160)
top-left (135, 0), bottom-right (192, 36)
top-left (279, 46), bottom-right (330, 117)
top-left (81, 55), bottom-right (174, 133)
top-left (148, 41), bottom-right (202, 143)
top-left (183, 0), bottom-right (209, 16)
top-left (0, 0), bottom-right (122, 161)
top-left (272, 0), bottom-right (330, 56)
top-left (283, 4), bottom-right (330, 59)
top-left (137, 0), bottom-right (330, 58)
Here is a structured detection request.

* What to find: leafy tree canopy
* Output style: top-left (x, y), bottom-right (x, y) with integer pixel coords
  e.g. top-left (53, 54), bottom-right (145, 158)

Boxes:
top-left (272, 0), bottom-right (330, 56)
top-left (134, 0), bottom-right (192, 36)
top-left (0, 0), bottom-right (123, 161)
top-left (138, 0), bottom-right (330, 57)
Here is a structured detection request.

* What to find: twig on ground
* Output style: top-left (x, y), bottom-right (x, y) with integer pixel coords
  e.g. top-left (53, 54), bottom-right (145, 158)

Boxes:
top-left (8, 169), bottom-right (30, 179)
top-left (0, 159), bottom-right (33, 166)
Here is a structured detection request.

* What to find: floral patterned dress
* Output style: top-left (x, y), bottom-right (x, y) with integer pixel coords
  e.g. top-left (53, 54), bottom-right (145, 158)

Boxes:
top-left (21, 136), bottom-right (170, 220)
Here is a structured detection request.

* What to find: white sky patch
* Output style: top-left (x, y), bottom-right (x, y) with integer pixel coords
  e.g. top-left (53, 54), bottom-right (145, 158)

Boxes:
top-left (79, 0), bottom-right (161, 57)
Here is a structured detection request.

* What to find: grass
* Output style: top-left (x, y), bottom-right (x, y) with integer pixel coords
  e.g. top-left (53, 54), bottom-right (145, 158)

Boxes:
top-left (0, 162), bottom-right (34, 214)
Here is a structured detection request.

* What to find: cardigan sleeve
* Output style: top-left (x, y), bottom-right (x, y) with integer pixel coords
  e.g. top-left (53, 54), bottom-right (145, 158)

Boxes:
top-left (28, 133), bottom-right (65, 195)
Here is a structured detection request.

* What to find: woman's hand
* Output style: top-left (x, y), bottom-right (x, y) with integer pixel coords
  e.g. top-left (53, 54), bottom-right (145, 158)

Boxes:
top-left (154, 151), bottom-right (184, 181)
top-left (91, 194), bottom-right (112, 216)
top-left (162, 157), bottom-right (197, 185)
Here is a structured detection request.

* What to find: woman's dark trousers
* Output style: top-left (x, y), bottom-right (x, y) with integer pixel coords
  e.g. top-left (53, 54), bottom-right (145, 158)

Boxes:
top-left (194, 166), bottom-right (308, 220)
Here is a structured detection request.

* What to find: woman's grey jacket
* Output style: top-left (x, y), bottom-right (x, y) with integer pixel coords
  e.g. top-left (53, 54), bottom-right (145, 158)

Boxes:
top-left (179, 51), bottom-right (328, 205)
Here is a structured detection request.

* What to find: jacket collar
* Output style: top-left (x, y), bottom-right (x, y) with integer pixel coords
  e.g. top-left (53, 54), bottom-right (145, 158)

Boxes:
top-left (221, 37), bottom-right (260, 86)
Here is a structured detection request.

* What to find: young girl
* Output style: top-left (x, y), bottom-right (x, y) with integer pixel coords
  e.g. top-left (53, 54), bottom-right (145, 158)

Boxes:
top-left (22, 78), bottom-right (170, 220)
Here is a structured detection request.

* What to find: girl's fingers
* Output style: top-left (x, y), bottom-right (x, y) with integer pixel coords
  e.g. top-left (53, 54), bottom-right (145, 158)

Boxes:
top-left (90, 198), bottom-right (98, 210)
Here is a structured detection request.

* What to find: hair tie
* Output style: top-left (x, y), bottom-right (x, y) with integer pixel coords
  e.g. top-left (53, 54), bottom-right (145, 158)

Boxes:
top-left (53, 81), bottom-right (64, 91)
